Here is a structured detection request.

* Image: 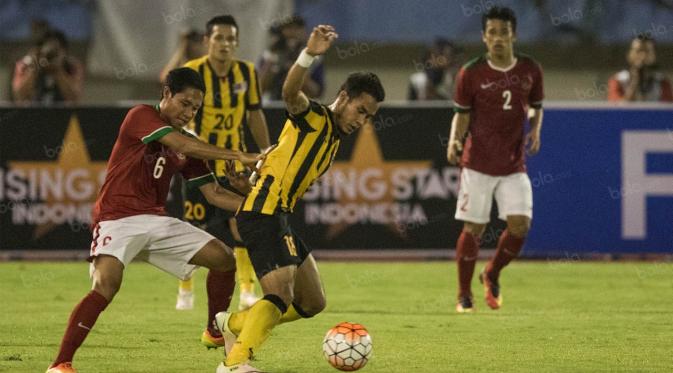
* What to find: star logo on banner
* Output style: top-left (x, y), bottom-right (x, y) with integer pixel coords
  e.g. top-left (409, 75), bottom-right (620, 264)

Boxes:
top-left (9, 115), bottom-right (107, 239)
top-left (324, 124), bottom-right (431, 239)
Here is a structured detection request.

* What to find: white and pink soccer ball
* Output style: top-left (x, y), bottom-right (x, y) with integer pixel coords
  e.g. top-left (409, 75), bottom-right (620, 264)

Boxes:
top-left (322, 322), bottom-right (373, 371)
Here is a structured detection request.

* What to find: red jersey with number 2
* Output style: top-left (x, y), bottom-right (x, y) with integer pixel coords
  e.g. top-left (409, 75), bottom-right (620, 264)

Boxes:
top-left (453, 54), bottom-right (544, 176)
top-left (93, 105), bottom-right (212, 224)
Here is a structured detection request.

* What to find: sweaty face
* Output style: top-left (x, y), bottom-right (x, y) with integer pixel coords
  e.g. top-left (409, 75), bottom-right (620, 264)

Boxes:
top-left (336, 93), bottom-right (379, 135)
top-left (207, 24), bottom-right (238, 62)
top-left (482, 19), bottom-right (515, 58)
top-left (161, 87), bottom-right (204, 127)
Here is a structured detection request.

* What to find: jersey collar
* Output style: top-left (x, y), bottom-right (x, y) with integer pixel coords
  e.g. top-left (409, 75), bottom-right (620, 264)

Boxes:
top-left (486, 56), bottom-right (518, 72)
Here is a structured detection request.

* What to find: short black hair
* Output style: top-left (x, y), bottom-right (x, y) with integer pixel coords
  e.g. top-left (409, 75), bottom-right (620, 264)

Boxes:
top-left (36, 29), bottom-right (68, 49)
top-left (206, 15), bottom-right (238, 37)
top-left (165, 67), bottom-right (205, 95)
top-left (482, 6), bottom-right (517, 33)
top-left (278, 15), bottom-right (305, 29)
top-left (339, 72), bottom-right (385, 102)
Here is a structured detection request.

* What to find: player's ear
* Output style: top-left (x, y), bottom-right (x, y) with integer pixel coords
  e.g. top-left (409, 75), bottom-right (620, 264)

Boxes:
top-left (335, 90), bottom-right (349, 110)
top-left (161, 86), bottom-right (171, 100)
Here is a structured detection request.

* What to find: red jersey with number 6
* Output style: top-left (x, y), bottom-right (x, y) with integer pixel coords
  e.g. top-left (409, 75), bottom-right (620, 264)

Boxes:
top-left (453, 54), bottom-right (544, 176)
top-left (92, 105), bottom-right (214, 224)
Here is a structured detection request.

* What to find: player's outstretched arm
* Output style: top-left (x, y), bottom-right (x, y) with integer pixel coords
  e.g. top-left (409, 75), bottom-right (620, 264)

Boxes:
top-left (282, 24), bottom-right (338, 115)
top-left (158, 131), bottom-right (261, 167)
top-left (526, 108), bottom-right (543, 155)
top-left (198, 182), bottom-right (244, 212)
top-left (447, 112), bottom-right (470, 165)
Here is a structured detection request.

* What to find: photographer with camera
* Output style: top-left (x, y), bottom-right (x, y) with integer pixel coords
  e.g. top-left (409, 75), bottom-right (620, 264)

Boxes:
top-left (159, 29), bottom-right (207, 83)
top-left (608, 34), bottom-right (672, 102)
top-left (12, 29), bottom-right (84, 105)
top-left (258, 15), bottom-right (324, 101)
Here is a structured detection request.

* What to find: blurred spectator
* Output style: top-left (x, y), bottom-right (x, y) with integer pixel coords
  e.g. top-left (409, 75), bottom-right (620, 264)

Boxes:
top-left (257, 15), bottom-right (324, 100)
top-left (159, 29), bottom-right (207, 82)
top-left (11, 29), bottom-right (84, 105)
top-left (608, 35), bottom-right (672, 102)
top-left (408, 38), bottom-right (462, 101)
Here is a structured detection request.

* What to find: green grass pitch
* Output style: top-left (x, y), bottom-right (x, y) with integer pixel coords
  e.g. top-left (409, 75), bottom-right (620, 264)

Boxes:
top-left (1, 261), bottom-right (672, 372)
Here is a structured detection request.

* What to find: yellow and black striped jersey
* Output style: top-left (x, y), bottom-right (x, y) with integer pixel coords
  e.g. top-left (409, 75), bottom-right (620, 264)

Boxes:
top-left (241, 100), bottom-right (341, 215)
top-left (184, 56), bottom-right (262, 176)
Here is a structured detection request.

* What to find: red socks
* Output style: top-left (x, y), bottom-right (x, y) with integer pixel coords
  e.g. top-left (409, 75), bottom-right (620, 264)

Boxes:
top-left (206, 270), bottom-right (236, 336)
top-left (487, 230), bottom-right (525, 279)
top-left (456, 231), bottom-right (480, 298)
top-left (53, 290), bottom-right (109, 366)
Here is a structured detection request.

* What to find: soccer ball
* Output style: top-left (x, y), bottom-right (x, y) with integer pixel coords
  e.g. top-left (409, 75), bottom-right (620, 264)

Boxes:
top-left (322, 322), bottom-right (372, 371)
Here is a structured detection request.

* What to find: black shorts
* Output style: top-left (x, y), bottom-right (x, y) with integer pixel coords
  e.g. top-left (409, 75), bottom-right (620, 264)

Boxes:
top-left (236, 211), bottom-right (311, 279)
top-left (182, 177), bottom-right (237, 247)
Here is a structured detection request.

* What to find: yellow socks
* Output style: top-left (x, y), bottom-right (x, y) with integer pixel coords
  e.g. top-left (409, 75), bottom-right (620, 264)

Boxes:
top-left (179, 277), bottom-right (193, 293)
top-left (228, 303), bottom-right (304, 335)
top-left (234, 247), bottom-right (256, 294)
top-left (225, 297), bottom-right (283, 365)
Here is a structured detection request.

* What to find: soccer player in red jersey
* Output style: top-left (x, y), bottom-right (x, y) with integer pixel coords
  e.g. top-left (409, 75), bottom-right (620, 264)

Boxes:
top-left (46, 68), bottom-right (260, 373)
top-left (447, 6), bottom-right (544, 313)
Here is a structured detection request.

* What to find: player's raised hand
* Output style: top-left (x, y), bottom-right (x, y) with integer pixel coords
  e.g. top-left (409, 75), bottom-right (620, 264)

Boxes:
top-left (525, 131), bottom-right (541, 155)
top-left (447, 140), bottom-right (463, 165)
top-left (306, 25), bottom-right (338, 56)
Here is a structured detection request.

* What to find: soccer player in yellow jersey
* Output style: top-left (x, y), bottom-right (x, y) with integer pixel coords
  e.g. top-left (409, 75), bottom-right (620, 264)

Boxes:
top-left (212, 25), bottom-right (385, 372)
top-left (176, 15), bottom-right (272, 350)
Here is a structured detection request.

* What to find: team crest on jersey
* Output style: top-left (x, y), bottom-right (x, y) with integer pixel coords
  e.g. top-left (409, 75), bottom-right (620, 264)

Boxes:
top-left (233, 81), bottom-right (248, 94)
top-left (176, 152), bottom-right (186, 160)
top-left (521, 75), bottom-right (533, 91)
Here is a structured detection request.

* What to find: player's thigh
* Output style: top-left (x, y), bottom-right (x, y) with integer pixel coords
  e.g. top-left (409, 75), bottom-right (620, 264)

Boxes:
top-left (236, 212), bottom-right (304, 277)
top-left (143, 217), bottom-right (233, 279)
top-left (455, 168), bottom-right (499, 224)
top-left (494, 172), bottom-right (533, 221)
top-left (293, 254), bottom-right (326, 315)
top-left (188, 238), bottom-right (235, 272)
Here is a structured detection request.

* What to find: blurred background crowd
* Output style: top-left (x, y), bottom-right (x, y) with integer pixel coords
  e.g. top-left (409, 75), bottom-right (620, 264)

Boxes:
top-left (1, 0), bottom-right (672, 105)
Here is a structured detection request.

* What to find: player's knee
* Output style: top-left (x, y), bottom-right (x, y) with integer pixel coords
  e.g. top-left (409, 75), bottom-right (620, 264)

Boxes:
top-left (508, 222), bottom-right (530, 238)
top-left (296, 294), bottom-right (326, 317)
top-left (307, 295), bottom-right (327, 316)
top-left (263, 293), bottom-right (291, 314)
top-left (463, 223), bottom-right (486, 237)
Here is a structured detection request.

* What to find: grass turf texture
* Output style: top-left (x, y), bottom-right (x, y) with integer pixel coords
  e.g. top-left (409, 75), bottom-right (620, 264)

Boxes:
top-left (1, 261), bottom-right (672, 372)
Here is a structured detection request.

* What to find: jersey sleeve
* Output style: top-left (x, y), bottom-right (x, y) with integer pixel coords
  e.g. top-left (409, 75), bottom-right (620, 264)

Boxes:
top-left (182, 157), bottom-right (216, 189)
top-left (453, 67), bottom-right (473, 113)
top-left (529, 62), bottom-right (544, 109)
top-left (122, 106), bottom-right (174, 144)
top-left (286, 100), bottom-right (324, 132)
top-left (246, 63), bottom-right (262, 110)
